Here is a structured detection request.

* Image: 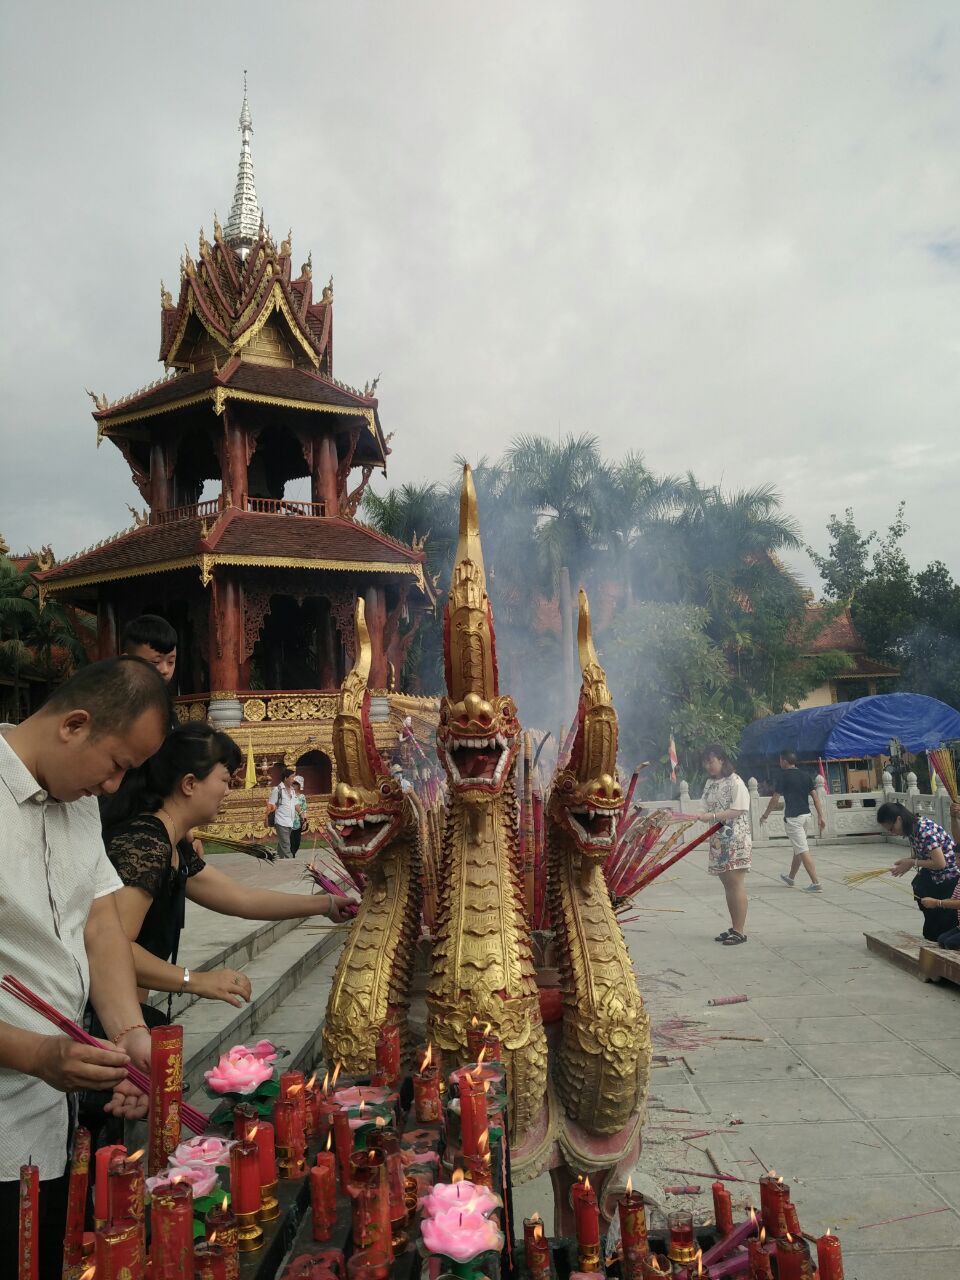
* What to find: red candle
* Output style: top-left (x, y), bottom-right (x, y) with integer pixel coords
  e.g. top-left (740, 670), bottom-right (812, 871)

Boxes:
top-left (618, 1179), bottom-right (649, 1275)
top-left (332, 1107), bottom-right (354, 1191)
top-left (375, 1025), bottom-right (401, 1082)
top-left (712, 1181), bottom-right (734, 1236)
top-left (148, 1023), bottom-right (184, 1175)
top-left (305, 1086), bottom-right (322, 1137)
top-left (758, 1174), bottom-right (790, 1237)
top-left (466, 1017), bottom-right (487, 1060)
top-left (773, 1236), bottom-right (806, 1280)
top-left (108, 1150), bottom-right (146, 1256)
top-left (572, 1176), bottom-right (601, 1271)
top-left (528, 1221), bottom-right (551, 1280)
top-left (346, 1246), bottom-right (392, 1280)
top-left (747, 1230), bottom-right (773, 1280)
top-left (641, 1254), bottom-right (672, 1279)
top-left (235, 1112), bottom-right (277, 1189)
top-left (63, 1127), bottom-right (91, 1271)
top-left (194, 1240), bottom-right (228, 1280)
top-left (311, 1154), bottom-right (337, 1241)
top-left (150, 1179), bottom-right (193, 1280)
top-left (95, 1217), bottom-right (144, 1279)
top-left (233, 1102), bottom-right (258, 1140)
top-left (17, 1163), bottom-right (38, 1280)
top-left (274, 1096), bottom-right (306, 1173)
top-left (281, 1070), bottom-right (308, 1134)
top-left (701, 1209), bottom-right (759, 1268)
top-left (480, 1033), bottom-right (501, 1061)
top-left (458, 1071), bottom-right (489, 1158)
top-left (205, 1198), bottom-right (240, 1280)
top-left (413, 1044), bottom-right (441, 1123)
top-left (349, 1150), bottom-right (392, 1260)
top-left (816, 1231), bottom-right (844, 1280)
top-left (230, 1140), bottom-right (261, 1216)
top-left (94, 1143), bottom-right (126, 1225)
top-left (524, 1213), bottom-right (545, 1267)
top-left (784, 1199), bottom-right (801, 1236)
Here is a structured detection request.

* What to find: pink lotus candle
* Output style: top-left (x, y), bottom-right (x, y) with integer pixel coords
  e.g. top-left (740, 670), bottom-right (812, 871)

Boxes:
top-left (420, 1206), bottom-right (504, 1275)
top-left (421, 1180), bottom-right (500, 1217)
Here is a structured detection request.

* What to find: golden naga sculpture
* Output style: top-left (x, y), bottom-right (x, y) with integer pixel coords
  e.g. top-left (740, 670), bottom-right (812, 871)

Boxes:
top-left (548, 590), bottom-right (651, 1134)
top-left (427, 465), bottom-right (548, 1144)
top-left (323, 599), bottom-right (422, 1074)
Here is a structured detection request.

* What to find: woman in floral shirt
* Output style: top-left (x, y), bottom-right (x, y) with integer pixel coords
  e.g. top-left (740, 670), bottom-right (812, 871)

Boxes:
top-left (693, 743), bottom-right (752, 946)
top-left (878, 801), bottom-right (960, 942)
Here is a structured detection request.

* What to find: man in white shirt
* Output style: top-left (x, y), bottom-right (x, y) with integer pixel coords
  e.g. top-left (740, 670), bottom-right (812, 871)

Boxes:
top-left (267, 768), bottom-right (298, 858)
top-left (0, 658), bottom-right (170, 1277)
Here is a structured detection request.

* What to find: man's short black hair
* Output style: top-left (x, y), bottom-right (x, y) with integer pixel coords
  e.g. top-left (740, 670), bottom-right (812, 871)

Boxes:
top-left (42, 657), bottom-right (172, 737)
top-left (280, 767), bottom-right (295, 779)
top-left (120, 614), bottom-right (178, 656)
top-left (779, 749), bottom-right (798, 765)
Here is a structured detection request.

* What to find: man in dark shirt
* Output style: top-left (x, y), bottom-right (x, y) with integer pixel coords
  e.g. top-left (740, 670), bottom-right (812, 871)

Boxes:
top-left (760, 750), bottom-right (826, 890)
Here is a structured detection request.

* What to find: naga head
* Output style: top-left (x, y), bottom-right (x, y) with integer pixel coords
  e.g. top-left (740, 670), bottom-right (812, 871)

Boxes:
top-left (550, 588), bottom-right (623, 858)
top-left (437, 465), bottom-right (520, 801)
top-left (328, 599), bottom-right (406, 867)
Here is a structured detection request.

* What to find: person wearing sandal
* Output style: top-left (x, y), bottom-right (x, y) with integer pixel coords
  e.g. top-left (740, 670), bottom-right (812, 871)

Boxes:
top-left (694, 743), bottom-right (752, 945)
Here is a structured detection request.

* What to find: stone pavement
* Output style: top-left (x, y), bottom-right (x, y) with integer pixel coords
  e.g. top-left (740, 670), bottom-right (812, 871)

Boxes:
top-left (614, 837), bottom-right (959, 1280)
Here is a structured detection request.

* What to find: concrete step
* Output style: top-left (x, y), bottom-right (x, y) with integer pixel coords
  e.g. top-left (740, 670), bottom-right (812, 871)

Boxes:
top-left (178, 918), bottom-right (346, 1101)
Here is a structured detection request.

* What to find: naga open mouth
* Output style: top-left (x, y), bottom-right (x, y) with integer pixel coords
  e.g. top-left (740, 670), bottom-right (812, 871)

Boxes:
top-left (328, 811), bottom-right (399, 858)
top-left (567, 805), bottom-right (619, 850)
top-left (443, 734), bottom-right (512, 789)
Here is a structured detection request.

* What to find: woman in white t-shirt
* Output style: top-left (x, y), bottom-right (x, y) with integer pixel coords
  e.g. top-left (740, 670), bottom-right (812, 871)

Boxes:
top-left (693, 743), bottom-right (752, 946)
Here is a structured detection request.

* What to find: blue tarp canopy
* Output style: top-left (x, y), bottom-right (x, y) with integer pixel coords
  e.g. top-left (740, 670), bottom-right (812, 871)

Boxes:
top-left (738, 693), bottom-right (960, 762)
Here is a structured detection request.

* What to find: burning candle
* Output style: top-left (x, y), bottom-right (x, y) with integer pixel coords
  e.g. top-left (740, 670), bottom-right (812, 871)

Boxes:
top-left (528, 1221), bottom-right (552, 1280)
top-left (618, 1177), bottom-right (649, 1278)
top-left (311, 1151), bottom-right (338, 1241)
top-left (524, 1212), bottom-right (544, 1266)
top-left (667, 1209), bottom-right (698, 1265)
top-left (148, 1023), bottom-right (184, 1175)
top-left (305, 1076), bottom-right (322, 1137)
top-left (62, 1127), bottom-right (91, 1274)
top-left (108, 1150), bottom-right (146, 1257)
top-left (274, 1096), bottom-right (306, 1176)
top-left (349, 1149), bottom-right (392, 1259)
top-left (458, 1072), bottom-right (489, 1158)
top-left (194, 1239), bottom-right (228, 1280)
top-left (747, 1230), bottom-right (773, 1280)
top-left (773, 1235), bottom-right (807, 1280)
top-left (94, 1143), bottom-right (126, 1226)
top-left (641, 1255), bottom-right (672, 1280)
top-left (420, 1205), bottom-right (505, 1275)
top-left (346, 1246), bottom-right (392, 1280)
top-left (281, 1070), bottom-right (308, 1134)
top-left (423, 1179), bottom-right (500, 1217)
top-left (712, 1182), bottom-right (734, 1236)
top-left (572, 1176), bottom-right (601, 1272)
top-left (758, 1173), bottom-right (790, 1238)
top-left (95, 1217), bottom-right (144, 1279)
top-left (466, 1017), bottom-right (487, 1060)
top-left (816, 1230), bottom-right (844, 1280)
top-left (480, 1033), bottom-right (501, 1061)
top-left (414, 1044), bottom-right (442, 1123)
top-left (230, 1140), bottom-right (261, 1216)
top-left (368, 1127), bottom-right (407, 1237)
top-left (150, 1179), bottom-right (193, 1280)
top-left (332, 1106), bottom-right (354, 1191)
top-left (375, 1024), bottom-right (401, 1082)
top-left (18, 1162), bottom-right (38, 1280)
top-left (205, 1195), bottom-right (240, 1280)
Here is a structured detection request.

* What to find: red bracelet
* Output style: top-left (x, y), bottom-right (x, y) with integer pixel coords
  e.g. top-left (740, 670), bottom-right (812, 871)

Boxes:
top-left (111, 1022), bottom-right (148, 1045)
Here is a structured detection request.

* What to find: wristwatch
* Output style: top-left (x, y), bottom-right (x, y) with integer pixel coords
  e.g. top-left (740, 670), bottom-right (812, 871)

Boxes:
top-left (181, 966), bottom-right (191, 993)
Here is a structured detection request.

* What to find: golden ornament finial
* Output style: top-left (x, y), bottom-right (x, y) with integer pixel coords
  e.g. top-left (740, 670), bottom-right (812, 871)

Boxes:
top-left (332, 598), bottom-right (378, 791)
top-left (573, 587), bottom-right (616, 782)
top-left (280, 228), bottom-right (292, 256)
top-left (213, 211), bottom-right (223, 240)
top-left (455, 464), bottom-right (485, 581)
top-left (160, 281), bottom-right (174, 309)
top-left (444, 465), bottom-right (498, 702)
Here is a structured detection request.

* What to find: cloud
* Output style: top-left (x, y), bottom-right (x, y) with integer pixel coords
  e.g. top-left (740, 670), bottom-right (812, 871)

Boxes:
top-left (2, 0), bottom-right (960, 590)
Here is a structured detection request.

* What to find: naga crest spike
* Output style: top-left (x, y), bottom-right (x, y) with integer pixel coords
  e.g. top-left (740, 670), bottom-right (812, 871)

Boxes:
top-left (332, 598), bottom-right (382, 791)
top-left (571, 588), bottom-right (618, 785)
top-left (443, 465), bottom-right (498, 703)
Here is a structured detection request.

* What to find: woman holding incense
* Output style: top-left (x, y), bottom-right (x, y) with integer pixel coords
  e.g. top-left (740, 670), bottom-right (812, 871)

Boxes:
top-left (877, 801), bottom-right (960, 942)
top-left (693, 743), bottom-right (752, 946)
top-left (99, 723), bottom-right (354, 1011)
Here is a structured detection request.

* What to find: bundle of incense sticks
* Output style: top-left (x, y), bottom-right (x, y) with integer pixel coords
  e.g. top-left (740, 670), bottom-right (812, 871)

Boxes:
top-left (1, 974), bottom-right (207, 1134)
top-left (605, 814), bottom-right (722, 909)
top-left (928, 746), bottom-right (959, 802)
top-left (843, 866), bottom-right (891, 886)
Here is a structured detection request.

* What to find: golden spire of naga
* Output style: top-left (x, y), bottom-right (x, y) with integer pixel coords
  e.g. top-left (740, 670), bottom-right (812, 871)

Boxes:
top-left (444, 464), bottom-right (498, 704)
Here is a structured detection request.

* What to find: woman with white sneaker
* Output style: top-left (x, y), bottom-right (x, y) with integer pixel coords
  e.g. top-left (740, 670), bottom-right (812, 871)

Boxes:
top-left (759, 750), bottom-right (826, 891)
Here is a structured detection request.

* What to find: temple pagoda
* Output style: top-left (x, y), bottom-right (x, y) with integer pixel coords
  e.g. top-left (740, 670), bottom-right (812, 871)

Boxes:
top-left (35, 87), bottom-right (436, 836)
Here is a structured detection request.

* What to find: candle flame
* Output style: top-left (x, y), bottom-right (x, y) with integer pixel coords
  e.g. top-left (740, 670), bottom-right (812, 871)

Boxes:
top-left (530, 1211), bottom-right (542, 1222)
top-left (477, 1046), bottom-right (487, 1065)
top-left (128, 1148), bottom-right (145, 1162)
top-left (750, 1208), bottom-right (757, 1227)
top-left (463, 1071), bottom-right (475, 1087)
top-left (306, 1072), bottom-right (317, 1090)
top-left (359, 1100), bottom-right (366, 1114)
top-left (222, 1193), bottom-right (229, 1211)
top-left (759, 1228), bottom-right (766, 1245)
top-left (322, 1070), bottom-right (330, 1094)
top-left (768, 1169), bottom-right (777, 1178)
top-left (79, 1269), bottom-right (95, 1280)
top-left (533, 1223), bottom-right (544, 1241)
top-left (210, 1231), bottom-right (218, 1244)
top-left (375, 1116), bottom-right (386, 1127)
top-left (326, 1131), bottom-right (333, 1151)
top-left (626, 1175), bottom-right (633, 1195)
top-left (696, 1249), bottom-right (703, 1278)
top-left (584, 1175), bottom-right (592, 1192)
top-left (332, 1061), bottom-right (343, 1087)
top-left (483, 1080), bottom-right (491, 1093)
top-left (786, 1233), bottom-right (793, 1243)
top-left (421, 1043), bottom-right (433, 1071)
top-left (470, 1016), bottom-right (478, 1027)
top-left (289, 1083), bottom-right (303, 1096)
top-left (825, 1228), bottom-right (832, 1238)
top-left (452, 1169), bottom-right (465, 1183)
top-left (478, 1130), bottom-right (490, 1154)
top-left (249, 1126), bottom-right (259, 1141)
top-left (483, 1022), bottom-right (491, 1035)
top-left (776, 1176), bottom-right (784, 1186)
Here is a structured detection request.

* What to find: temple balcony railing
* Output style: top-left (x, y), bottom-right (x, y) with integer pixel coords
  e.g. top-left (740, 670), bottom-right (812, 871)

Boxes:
top-left (152, 494), bottom-right (326, 525)
top-left (174, 689), bottom-right (440, 728)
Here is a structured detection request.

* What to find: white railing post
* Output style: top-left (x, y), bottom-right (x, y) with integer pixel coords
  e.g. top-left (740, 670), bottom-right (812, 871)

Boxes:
top-left (678, 780), bottom-right (690, 813)
top-left (814, 774), bottom-right (835, 841)
top-left (748, 777), bottom-right (761, 841)
top-left (907, 772), bottom-right (920, 817)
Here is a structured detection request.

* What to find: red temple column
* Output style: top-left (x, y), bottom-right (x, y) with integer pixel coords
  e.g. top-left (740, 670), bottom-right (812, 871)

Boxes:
top-left (316, 436), bottom-right (339, 516)
top-left (364, 585), bottom-right (388, 689)
top-left (149, 442), bottom-right (170, 514)
top-left (222, 410), bottom-right (248, 509)
top-left (97, 599), bottom-right (117, 660)
top-left (209, 575), bottom-right (241, 693)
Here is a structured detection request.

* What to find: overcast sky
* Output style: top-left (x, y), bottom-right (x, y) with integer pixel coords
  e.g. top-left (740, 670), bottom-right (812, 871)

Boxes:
top-left (2, 1), bottom-right (960, 587)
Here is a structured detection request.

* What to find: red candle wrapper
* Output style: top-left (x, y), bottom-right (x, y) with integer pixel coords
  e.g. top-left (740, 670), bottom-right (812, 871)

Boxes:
top-left (458, 1072), bottom-right (489, 1158)
top-left (311, 1156), bottom-right (337, 1241)
top-left (816, 1232), bottom-right (844, 1280)
top-left (712, 1181), bottom-right (734, 1237)
top-left (281, 1070), bottom-right (308, 1134)
top-left (466, 1019), bottom-right (487, 1060)
top-left (63, 1128), bottom-right (91, 1270)
top-left (413, 1066), bottom-right (441, 1123)
top-left (375, 1025), bottom-right (401, 1082)
top-left (148, 1023), bottom-right (184, 1175)
top-left (773, 1236), bottom-right (807, 1280)
top-left (150, 1179), bottom-right (193, 1280)
top-left (230, 1140), bottom-right (261, 1216)
top-left (618, 1187), bottom-right (649, 1269)
top-left (108, 1153), bottom-right (146, 1256)
top-left (18, 1163), bottom-right (38, 1280)
top-left (640, 1253), bottom-right (672, 1279)
top-left (194, 1239), bottom-right (228, 1280)
top-left (332, 1107), bottom-right (354, 1191)
top-left (94, 1143), bottom-right (126, 1225)
top-left (95, 1217), bottom-right (144, 1280)
top-left (206, 1200), bottom-right (240, 1280)
top-left (759, 1175), bottom-right (790, 1237)
top-left (747, 1233), bottom-right (773, 1280)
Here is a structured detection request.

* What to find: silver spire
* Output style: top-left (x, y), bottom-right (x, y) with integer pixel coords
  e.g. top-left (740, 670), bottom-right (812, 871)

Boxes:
top-left (224, 72), bottom-right (262, 257)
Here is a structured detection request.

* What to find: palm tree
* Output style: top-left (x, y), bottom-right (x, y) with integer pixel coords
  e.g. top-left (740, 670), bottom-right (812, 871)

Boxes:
top-left (591, 452), bottom-right (684, 603)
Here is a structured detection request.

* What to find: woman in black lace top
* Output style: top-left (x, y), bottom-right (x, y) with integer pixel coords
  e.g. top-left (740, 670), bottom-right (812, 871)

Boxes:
top-left (101, 723), bottom-right (353, 1009)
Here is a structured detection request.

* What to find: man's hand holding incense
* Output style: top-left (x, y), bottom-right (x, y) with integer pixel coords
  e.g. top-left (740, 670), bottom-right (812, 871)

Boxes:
top-left (28, 1032), bottom-right (130, 1093)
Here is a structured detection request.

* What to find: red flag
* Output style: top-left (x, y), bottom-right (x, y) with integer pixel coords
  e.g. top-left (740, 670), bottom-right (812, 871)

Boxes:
top-left (818, 757), bottom-right (829, 790)
top-left (669, 735), bottom-right (679, 784)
